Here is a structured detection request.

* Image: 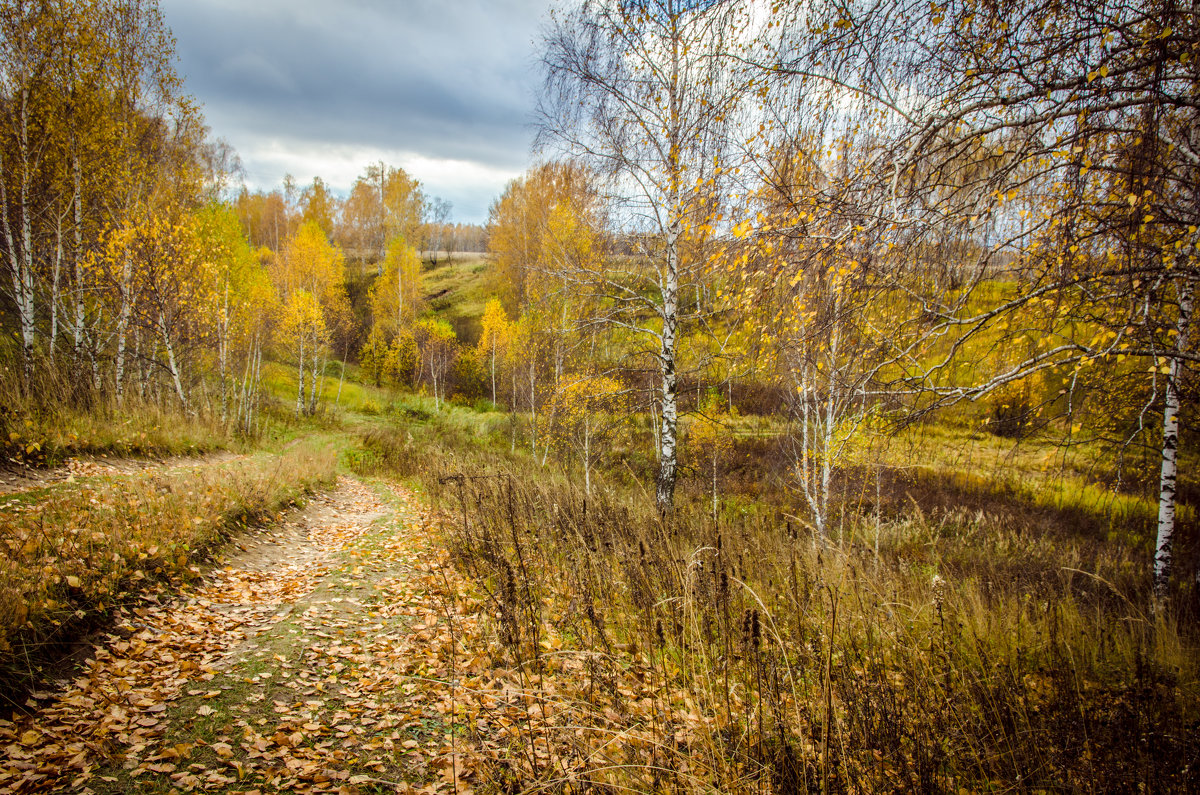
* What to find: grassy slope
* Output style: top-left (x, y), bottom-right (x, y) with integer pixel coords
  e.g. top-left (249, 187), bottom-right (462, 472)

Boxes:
top-left (378, 252), bottom-right (1191, 568)
top-left (350, 401), bottom-right (1200, 792)
top-left (421, 254), bottom-right (491, 345)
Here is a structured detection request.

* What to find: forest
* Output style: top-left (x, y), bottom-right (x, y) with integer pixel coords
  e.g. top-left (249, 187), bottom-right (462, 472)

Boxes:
top-left (1, 0), bottom-right (1198, 792)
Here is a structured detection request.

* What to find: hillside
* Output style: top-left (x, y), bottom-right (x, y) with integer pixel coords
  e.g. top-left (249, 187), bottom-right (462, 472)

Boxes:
top-left (4, 0), bottom-right (1200, 791)
top-left (420, 254), bottom-right (491, 346)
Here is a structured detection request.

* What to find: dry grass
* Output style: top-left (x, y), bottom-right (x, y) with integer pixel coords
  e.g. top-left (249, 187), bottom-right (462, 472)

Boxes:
top-left (0, 439), bottom-right (339, 698)
top-left (0, 351), bottom-right (240, 470)
top-left (355, 424), bottom-right (1200, 793)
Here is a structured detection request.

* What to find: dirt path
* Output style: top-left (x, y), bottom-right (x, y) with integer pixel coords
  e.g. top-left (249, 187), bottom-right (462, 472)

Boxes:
top-left (0, 452), bottom-right (245, 496)
top-left (0, 475), bottom-right (466, 794)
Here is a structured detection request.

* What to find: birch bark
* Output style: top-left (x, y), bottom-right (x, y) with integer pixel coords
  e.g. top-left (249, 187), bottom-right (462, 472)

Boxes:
top-left (1154, 275), bottom-right (1193, 599)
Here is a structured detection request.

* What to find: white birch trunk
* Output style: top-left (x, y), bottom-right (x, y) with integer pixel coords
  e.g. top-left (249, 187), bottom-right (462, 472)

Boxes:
top-left (219, 282), bottom-right (230, 422)
top-left (656, 226), bottom-right (680, 511)
top-left (246, 340), bottom-right (263, 434)
top-left (72, 154), bottom-right (85, 364)
top-left (1154, 275), bottom-right (1194, 599)
top-left (511, 366), bottom-right (518, 453)
top-left (308, 347), bottom-right (324, 414)
top-left (655, 39), bottom-right (682, 513)
top-left (131, 326), bottom-right (143, 399)
top-left (296, 332), bottom-right (306, 415)
top-left (818, 303), bottom-right (844, 538)
top-left (114, 256), bottom-right (134, 401)
top-left (159, 311), bottom-right (187, 410)
top-left (50, 219), bottom-right (62, 365)
top-left (16, 86), bottom-right (36, 388)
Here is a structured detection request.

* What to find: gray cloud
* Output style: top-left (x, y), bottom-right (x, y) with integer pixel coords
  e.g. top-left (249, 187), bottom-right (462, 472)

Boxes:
top-left (162, 0), bottom-right (556, 222)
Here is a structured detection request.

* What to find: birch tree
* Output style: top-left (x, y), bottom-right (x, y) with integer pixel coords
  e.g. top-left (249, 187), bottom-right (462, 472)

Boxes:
top-left (753, 0), bottom-right (1200, 594)
top-left (425, 197), bottom-right (452, 265)
top-left (194, 201), bottom-right (268, 424)
top-left (338, 163), bottom-right (425, 266)
top-left (414, 317), bottom-right (457, 410)
top-left (368, 235), bottom-right (423, 339)
top-left (274, 220), bottom-right (349, 415)
top-left (537, 0), bottom-right (753, 510)
top-left (477, 297), bottom-right (512, 406)
top-left (539, 373), bottom-right (626, 495)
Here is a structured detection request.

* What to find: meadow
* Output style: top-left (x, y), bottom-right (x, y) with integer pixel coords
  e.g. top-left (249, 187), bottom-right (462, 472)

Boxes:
top-left (348, 398), bottom-right (1200, 792)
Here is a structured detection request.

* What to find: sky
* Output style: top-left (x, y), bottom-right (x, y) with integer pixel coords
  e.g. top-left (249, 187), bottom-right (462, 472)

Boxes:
top-left (161, 0), bottom-right (558, 224)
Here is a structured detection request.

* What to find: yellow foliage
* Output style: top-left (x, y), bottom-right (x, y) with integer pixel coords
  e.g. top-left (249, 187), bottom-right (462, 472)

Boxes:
top-left (369, 236), bottom-right (424, 339)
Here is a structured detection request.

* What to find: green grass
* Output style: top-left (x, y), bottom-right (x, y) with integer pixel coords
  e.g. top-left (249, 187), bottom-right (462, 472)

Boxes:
top-left (421, 255), bottom-right (492, 344)
top-left (864, 421), bottom-right (1188, 543)
top-left (258, 359), bottom-right (398, 417)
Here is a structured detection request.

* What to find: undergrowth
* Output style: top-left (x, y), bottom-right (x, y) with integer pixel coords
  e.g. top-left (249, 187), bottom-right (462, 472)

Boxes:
top-left (355, 423), bottom-right (1200, 793)
top-left (0, 399), bottom-right (235, 470)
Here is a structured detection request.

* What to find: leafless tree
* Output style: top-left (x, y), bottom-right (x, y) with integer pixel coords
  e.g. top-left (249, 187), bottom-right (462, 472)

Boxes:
top-left (426, 196), bottom-right (452, 265)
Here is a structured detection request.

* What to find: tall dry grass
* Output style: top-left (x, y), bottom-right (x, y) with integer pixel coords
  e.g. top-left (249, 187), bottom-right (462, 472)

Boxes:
top-left (356, 425), bottom-right (1200, 792)
top-left (0, 350), bottom-right (240, 469)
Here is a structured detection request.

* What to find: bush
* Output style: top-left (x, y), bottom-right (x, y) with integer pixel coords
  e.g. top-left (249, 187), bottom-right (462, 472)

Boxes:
top-left (473, 398), bottom-right (500, 413)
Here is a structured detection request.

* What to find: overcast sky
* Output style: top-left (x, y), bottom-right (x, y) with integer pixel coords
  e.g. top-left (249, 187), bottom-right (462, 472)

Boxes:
top-left (161, 0), bottom-right (557, 224)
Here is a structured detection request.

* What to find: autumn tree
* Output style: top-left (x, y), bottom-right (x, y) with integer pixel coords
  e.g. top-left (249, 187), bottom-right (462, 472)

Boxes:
top-left (368, 235), bottom-right (423, 340)
top-left (274, 220), bottom-right (349, 415)
top-left (194, 202), bottom-right (275, 426)
top-left (425, 196), bottom-right (452, 265)
top-left (487, 161), bottom-right (603, 451)
top-left (725, 132), bottom-right (914, 539)
top-left (539, 373), bottom-right (626, 494)
top-left (281, 290), bottom-right (327, 415)
top-left (538, 0), bottom-right (754, 510)
top-left (300, 176), bottom-right (336, 238)
top-left (414, 317), bottom-right (457, 410)
top-left (757, 0), bottom-right (1200, 593)
top-left (477, 297), bottom-right (512, 405)
top-left (235, 187), bottom-right (292, 251)
top-left (88, 212), bottom-right (196, 407)
top-left (0, 0), bottom-right (194, 393)
top-left (487, 163), bottom-right (596, 314)
top-left (338, 163), bottom-right (425, 266)
top-left (506, 310), bottom-right (554, 456)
